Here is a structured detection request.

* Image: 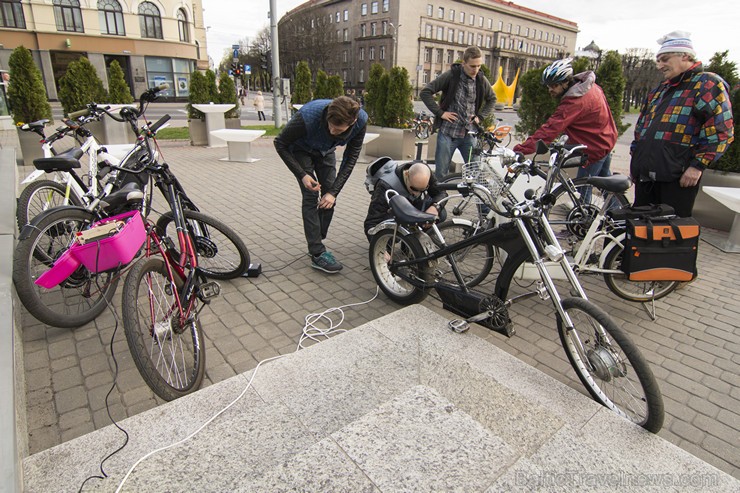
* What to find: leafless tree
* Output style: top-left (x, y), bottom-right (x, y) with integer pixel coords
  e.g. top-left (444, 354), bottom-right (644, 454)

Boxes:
top-left (278, 11), bottom-right (339, 81)
top-left (621, 48), bottom-right (662, 111)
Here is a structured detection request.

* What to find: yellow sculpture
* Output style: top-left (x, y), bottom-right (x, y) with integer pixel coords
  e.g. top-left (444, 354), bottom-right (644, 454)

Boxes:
top-left (492, 66), bottom-right (520, 107)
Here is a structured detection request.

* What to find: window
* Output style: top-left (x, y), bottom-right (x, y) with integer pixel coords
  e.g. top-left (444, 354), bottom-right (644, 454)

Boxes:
top-left (449, 9), bottom-right (454, 21)
top-left (369, 46), bottom-right (375, 60)
top-left (425, 24), bottom-right (432, 38)
top-left (359, 47), bottom-right (365, 60)
top-left (479, 16), bottom-right (483, 27)
top-left (457, 31), bottom-right (464, 44)
top-left (469, 14), bottom-right (474, 26)
top-left (459, 11), bottom-right (464, 23)
top-left (477, 34), bottom-right (482, 46)
top-left (138, 2), bottom-right (162, 39)
top-left (98, 0), bottom-right (124, 35)
top-left (525, 27), bottom-right (530, 37)
top-left (335, 12), bottom-right (340, 23)
top-left (336, 30), bottom-right (340, 42)
top-left (436, 26), bottom-right (443, 40)
top-left (383, 0), bottom-right (389, 12)
top-left (435, 49), bottom-right (442, 63)
top-left (447, 28), bottom-right (454, 42)
top-left (382, 20), bottom-right (387, 35)
top-left (361, 3), bottom-right (367, 16)
top-left (379, 45), bottom-right (385, 60)
top-left (176, 8), bottom-right (188, 42)
top-left (371, 1), bottom-right (378, 14)
top-left (427, 4), bottom-right (432, 16)
top-left (488, 18), bottom-right (493, 30)
top-left (447, 50), bottom-right (453, 64)
top-left (485, 35), bottom-right (491, 48)
top-left (422, 71), bottom-right (429, 84)
top-left (359, 69), bottom-right (365, 83)
top-left (344, 9), bottom-right (348, 21)
top-left (360, 24), bottom-right (366, 37)
top-left (370, 22), bottom-right (376, 36)
top-left (1, 0), bottom-right (26, 29)
top-left (424, 48), bottom-right (430, 62)
top-left (343, 50), bottom-right (348, 62)
top-left (498, 20), bottom-right (503, 31)
top-left (437, 7), bottom-right (444, 18)
top-left (506, 23), bottom-right (512, 33)
top-left (343, 28), bottom-right (348, 41)
top-left (468, 32), bottom-right (474, 44)
top-left (516, 25), bottom-right (521, 35)
top-left (54, 0), bottom-right (84, 32)
top-left (342, 69), bottom-right (347, 81)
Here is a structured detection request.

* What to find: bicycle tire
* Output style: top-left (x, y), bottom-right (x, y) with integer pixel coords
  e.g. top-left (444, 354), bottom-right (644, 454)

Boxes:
top-left (12, 207), bottom-right (119, 328)
top-left (557, 297), bottom-right (664, 432)
top-left (548, 178), bottom-right (629, 253)
top-left (16, 179), bottom-right (85, 228)
top-left (602, 243), bottom-right (678, 302)
top-left (155, 210), bottom-right (249, 280)
top-left (122, 256), bottom-right (205, 401)
top-left (369, 229), bottom-right (429, 304)
top-left (436, 221), bottom-right (495, 287)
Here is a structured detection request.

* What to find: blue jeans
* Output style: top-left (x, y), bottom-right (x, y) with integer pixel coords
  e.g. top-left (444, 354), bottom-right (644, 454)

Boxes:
top-left (434, 132), bottom-right (475, 180)
top-left (576, 152), bottom-right (612, 204)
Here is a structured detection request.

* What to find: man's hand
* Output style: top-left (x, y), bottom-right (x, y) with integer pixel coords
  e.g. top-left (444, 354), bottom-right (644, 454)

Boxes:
top-left (680, 167), bottom-right (703, 187)
top-left (441, 111), bottom-right (459, 123)
top-left (301, 174), bottom-right (320, 192)
top-left (425, 204), bottom-right (439, 216)
top-left (318, 193), bottom-right (336, 209)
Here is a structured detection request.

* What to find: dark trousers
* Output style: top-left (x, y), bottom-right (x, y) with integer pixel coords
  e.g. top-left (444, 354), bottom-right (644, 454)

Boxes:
top-left (633, 179), bottom-right (700, 218)
top-left (257, 111), bottom-right (266, 121)
top-left (293, 150), bottom-right (337, 256)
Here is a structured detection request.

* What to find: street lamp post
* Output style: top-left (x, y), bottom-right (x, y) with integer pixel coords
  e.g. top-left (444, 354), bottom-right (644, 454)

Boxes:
top-left (389, 22), bottom-right (401, 68)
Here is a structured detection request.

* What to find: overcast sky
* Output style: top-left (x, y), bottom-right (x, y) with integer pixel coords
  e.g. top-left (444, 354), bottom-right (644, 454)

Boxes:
top-left (202, 0), bottom-right (740, 68)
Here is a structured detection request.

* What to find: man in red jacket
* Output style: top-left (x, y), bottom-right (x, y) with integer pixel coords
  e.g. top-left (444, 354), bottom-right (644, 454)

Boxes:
top-left (513, 59), bottom-right (618, 182)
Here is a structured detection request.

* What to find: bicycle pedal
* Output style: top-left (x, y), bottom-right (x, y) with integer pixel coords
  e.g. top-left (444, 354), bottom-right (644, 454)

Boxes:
top-left (448, 319), bottom-right (470, 333)
top-left (198, 281), bottom-right (221, 301)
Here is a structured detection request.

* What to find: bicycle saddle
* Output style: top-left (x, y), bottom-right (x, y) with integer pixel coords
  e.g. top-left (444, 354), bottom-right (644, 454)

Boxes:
top-left (33, 148), bottom-right (84, 171)
top-left (583, 174), bottom-right (631, 194)
top-left (21, 119), bottom-right (50, 131)
top-left (389, 194), bottom-right (437, 225)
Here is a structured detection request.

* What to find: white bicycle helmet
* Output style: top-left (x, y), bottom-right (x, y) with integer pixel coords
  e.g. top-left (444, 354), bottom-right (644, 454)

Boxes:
top-left (541, 58), bottom-right (574, 86)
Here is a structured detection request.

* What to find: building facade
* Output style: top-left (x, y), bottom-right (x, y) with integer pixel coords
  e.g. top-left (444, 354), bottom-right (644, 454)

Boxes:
top-left (278, 0), bottom-right (578, 95)
top-left (0, 0), bottom-right (209, 104)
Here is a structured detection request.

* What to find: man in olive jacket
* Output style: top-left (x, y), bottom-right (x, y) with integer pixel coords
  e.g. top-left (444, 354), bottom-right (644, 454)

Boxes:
top-left (420, 46), bottom-right (496, 180)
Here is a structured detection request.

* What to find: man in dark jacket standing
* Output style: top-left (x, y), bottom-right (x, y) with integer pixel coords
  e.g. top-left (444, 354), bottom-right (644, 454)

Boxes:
top-left (274, 96), bottom-right (367, 273)
top-left (420, 46), bottom-right (496, 180)
top-left (513, 58), bottom-right (618, 183)
top-left (631, 31), bottom-right (734, 217)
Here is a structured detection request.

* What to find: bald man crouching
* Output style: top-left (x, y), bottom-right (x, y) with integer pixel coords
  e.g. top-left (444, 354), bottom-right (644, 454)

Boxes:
top-left (364, 161), bottom-right (448, 240)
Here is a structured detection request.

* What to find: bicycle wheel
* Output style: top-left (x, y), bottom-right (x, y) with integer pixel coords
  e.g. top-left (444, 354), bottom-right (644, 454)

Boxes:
top-left (122, 256), bottom-right (205, 401)
top-left (548, 178), bottom-right (629, 252)
top-left (369, 229), bottom-right (429, 304)
top-left (436, 220), bottom-right (495, 287)
top-left (557, 297), bottom-right (664, 432)
top-left (602, 243), bottom-right (678, 302)
top-left (16, 180), bottom-right (84, 228)
top-left (155, 210), bottom-right (249, 280)
top-left (12, 208), bottom-right (119, 328)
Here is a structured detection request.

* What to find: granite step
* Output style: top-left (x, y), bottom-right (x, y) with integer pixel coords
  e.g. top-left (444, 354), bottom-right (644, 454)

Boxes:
top-left (23, 305), bottom-right (739, 492)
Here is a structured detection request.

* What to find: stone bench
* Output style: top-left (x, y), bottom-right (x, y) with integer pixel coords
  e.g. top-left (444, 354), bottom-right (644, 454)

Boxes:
top-left (359, 132), bottom-right (380, 163)
top-left (209, 129), bottom-right (266, 163)
top-left (701, 186), bottom-right (740, 253)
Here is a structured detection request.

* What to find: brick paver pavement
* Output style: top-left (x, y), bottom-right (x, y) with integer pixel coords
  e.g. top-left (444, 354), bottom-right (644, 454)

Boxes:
top-left (8, 130), bottom-right (739, 479)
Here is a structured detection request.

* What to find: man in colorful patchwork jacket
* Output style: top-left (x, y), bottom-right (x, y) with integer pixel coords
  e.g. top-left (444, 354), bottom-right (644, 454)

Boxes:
top-left (274, 96), bottom-right (367, 273)
top-left (630, 31), bottom-right (734, 217)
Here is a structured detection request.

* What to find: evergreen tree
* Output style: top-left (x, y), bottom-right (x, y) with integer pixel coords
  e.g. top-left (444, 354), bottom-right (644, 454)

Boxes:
top-left (7, 46), bottom-right (52, 125)
top-left (383, 66), bottom-right (414, 128)
top-left (292, 61), bottom-right (312, 104)
top-left (364, 63), bottom-right (386, 125)
top-left (187, 71), bottom-right (209, 119)
top-left (706, 50), bottom-right (739, 88)
top-left (218, 71), bottom-right (239, 119)
top-left (326, 75), bottom-right (344, 98)
top-left (314, 70), bottom-right (330, 99)
top-left (58, 57), bottom-right (108, 115)
top-left (596, 50), bottom-right (629, 135)
top-left (514, 65), bottom-right (557, 138)
top-left (107, 60), bottom-right (134, 104)
top-left (205, 69), bottom-right (219, 103)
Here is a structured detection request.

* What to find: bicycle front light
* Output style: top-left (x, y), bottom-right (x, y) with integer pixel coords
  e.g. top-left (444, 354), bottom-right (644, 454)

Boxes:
top-left (544, 244), bottom-right (564, 262)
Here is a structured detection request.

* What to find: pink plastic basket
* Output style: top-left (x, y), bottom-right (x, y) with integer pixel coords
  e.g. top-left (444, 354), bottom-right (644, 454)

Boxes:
top-left (35, 210), bottom-right (146, 289)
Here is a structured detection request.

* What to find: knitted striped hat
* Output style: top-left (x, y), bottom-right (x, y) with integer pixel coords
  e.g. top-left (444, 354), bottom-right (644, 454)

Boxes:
top-left (656, 31), bottom-right (695, 57)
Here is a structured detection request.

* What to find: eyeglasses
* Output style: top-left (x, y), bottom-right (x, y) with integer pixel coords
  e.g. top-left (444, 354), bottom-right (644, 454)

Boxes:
top-left (404, 171), bottom-right (428, 194)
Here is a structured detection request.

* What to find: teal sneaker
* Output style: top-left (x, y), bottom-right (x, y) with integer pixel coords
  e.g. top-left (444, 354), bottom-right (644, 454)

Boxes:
top-left (311, 251), bottom-right (343, 273)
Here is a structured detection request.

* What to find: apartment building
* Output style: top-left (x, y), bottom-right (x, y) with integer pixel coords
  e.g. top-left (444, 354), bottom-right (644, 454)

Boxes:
top-left (0, 0), bottom-right (209, 103)
top-left (278, 0), bottom-right (578, 94)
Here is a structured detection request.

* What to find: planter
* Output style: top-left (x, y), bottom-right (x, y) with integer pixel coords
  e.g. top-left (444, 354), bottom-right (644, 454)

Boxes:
top-left (693, 169), bottom-right (740, 231)
top-left (17, 127), bottom-right (45, 166)
top-left (188, 119), bottom-right (208, 146)
top-left (225, 118), bottom-right (241, 129)
top-left (98, 105), bottom-right (138, 145)
top-left (364, 125), bottom-right (416, 161)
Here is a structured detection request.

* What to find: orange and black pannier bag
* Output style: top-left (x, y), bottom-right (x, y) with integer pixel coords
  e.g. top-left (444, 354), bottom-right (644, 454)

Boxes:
top-left (620, 216), bottom-right (700, 282)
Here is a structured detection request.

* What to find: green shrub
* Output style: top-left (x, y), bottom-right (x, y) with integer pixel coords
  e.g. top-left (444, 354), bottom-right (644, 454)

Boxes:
top-left (596, 50), bottom-right (628, 135)
top-left (218, 72), bottom-right (239, 119)
top-left (107, 60), bottom-right (134, 104)
top-left (314, 70), bottom-right (329, 99)
top-left (187, 71), bottom-right (209, 119)
top-left (383, 66), bottom-right (414, 128)
top-left (292, 61), bottom-right (312, 104)
top-left (205, 69), bottom-right (219, 103)
top-left (58, 57), bottom-right (108, 115)
top-left (364, 63), bottom-right (386, 125)
top-left (713, 88), bottom-right (740, 173)
top-left (7, 46), bottom-right (52, 125)
top-left (514, 66), bottom-right (557, 138)
top-left (326, 75), bottom-right (344, 98)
